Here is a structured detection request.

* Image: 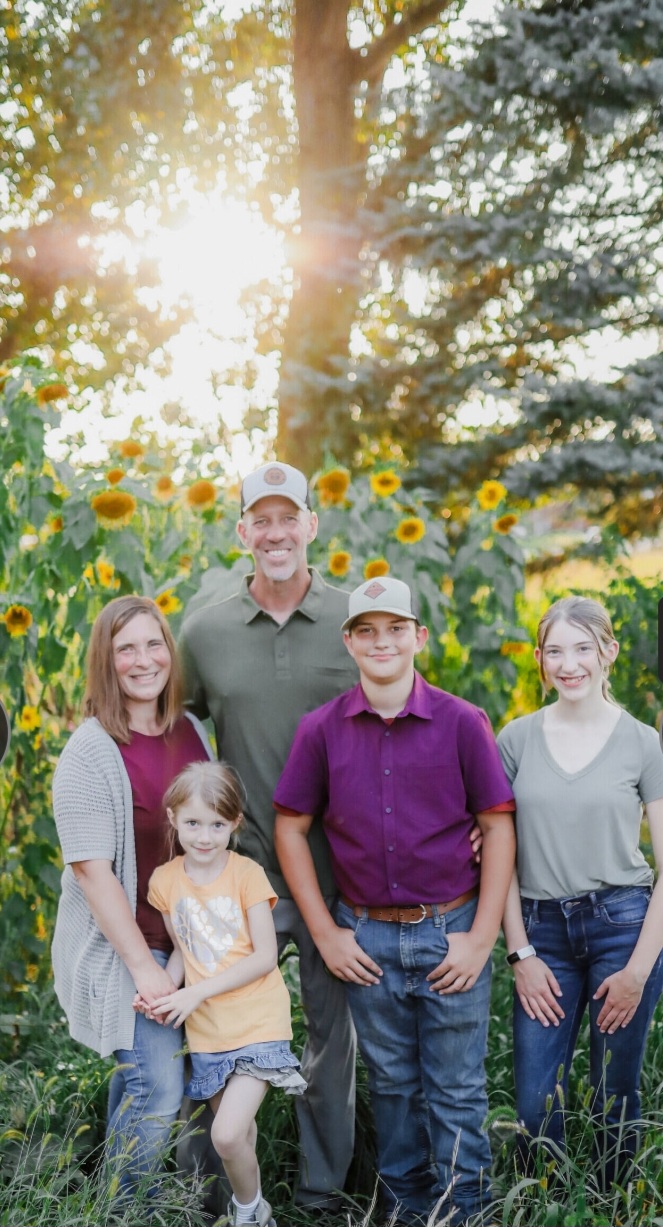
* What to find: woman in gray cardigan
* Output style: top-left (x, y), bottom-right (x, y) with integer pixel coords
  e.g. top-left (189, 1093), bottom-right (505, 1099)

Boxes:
top-left (51, 595), bottom-right (212, 1199)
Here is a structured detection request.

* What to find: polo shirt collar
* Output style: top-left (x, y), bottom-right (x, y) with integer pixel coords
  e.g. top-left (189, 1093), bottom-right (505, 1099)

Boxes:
top-left (239, 568), bottom-right (326, 625)
top-left (344, 671), bottom-right (433, 721)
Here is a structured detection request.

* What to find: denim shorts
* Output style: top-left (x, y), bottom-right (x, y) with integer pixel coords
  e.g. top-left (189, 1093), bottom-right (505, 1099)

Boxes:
top-left (185, 1039), bottom-right (306, 1100)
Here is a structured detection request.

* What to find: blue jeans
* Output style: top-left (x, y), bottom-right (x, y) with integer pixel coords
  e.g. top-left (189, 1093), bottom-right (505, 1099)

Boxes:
top-left (515, 886), bottom-right (663, 1186)
top-left (106, 950), bottom-right (185, 1196)
top-left (336, 897), bottom-right (493, 1226)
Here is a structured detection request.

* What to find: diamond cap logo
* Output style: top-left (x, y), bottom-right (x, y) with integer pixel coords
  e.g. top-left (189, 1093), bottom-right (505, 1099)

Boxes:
top-left (364, 581), bottom-right (387, 599)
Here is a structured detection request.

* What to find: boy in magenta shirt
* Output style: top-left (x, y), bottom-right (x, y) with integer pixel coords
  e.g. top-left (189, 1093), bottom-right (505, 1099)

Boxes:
top-left (274, 577), bottom-right (515, 1226)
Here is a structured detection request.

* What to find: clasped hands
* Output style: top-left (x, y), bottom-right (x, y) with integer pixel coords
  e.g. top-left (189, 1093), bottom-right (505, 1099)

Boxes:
top-left (133, 982), bottom-right (205, 1028)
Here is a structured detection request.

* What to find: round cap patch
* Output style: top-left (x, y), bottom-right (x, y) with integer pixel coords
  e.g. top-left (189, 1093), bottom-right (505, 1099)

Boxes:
top-left (264, 466), bottom-right (287, 486)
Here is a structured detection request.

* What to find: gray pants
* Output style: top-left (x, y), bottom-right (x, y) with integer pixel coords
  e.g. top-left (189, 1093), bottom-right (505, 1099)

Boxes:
top-left (176, 896), bottom-right (356, 1211)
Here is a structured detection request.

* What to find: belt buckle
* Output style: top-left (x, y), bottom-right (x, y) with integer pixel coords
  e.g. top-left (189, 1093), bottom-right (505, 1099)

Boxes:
top-left (409, 903), bottom-right (427, 925)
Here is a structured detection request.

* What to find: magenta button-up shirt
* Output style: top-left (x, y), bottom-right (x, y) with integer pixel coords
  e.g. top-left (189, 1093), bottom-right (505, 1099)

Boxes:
top-left (274, 672), bottom-right (514, 907)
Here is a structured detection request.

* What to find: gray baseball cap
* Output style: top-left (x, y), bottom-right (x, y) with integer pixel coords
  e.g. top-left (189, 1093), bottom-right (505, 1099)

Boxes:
top-left (240, 462), bottom-right (311, 514)
top-left (341, 577), bottom-right (420, 632)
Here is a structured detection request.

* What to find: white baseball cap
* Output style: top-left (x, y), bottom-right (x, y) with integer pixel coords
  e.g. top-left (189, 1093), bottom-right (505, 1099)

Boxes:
top-left (240, 462), bottom-right (311, 514)
top-left (341, 577), bottom-right (420, 632)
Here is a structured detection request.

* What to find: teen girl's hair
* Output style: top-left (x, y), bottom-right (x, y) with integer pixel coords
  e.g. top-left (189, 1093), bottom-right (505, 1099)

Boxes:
top-left (83, 595), bottom-right (182, 743)
top-left (163, 761), bottom-right (246, 851)
top-left (537, 595), bottom-right (619, 704)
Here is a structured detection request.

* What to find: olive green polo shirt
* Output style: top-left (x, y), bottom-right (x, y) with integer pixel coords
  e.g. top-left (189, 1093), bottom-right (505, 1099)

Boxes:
top-left (179, 569), bottom-right (358, 898)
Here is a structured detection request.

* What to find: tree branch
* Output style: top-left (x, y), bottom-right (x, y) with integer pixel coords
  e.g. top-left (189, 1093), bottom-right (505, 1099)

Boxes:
top-left (353, 0), bottom-right (458, 85)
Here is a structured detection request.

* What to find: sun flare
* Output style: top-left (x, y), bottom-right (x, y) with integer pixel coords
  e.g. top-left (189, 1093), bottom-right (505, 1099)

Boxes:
top-left (148, 196), bottom-right (285, 331)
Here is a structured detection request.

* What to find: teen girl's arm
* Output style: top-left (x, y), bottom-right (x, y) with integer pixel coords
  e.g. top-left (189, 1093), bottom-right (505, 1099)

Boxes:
top-left (151, 900), bottom-right (280, 1028)
top-left (427, 809), bottom-right (516, 994)
top-left (71, 859), bottom-right (178, 1003)
top-left (502, 867), bottom-right (564, 1026)
top-left (275, 810), bottom-right (382, 985)
top-left (594, 795), bottom-right (663, 1035)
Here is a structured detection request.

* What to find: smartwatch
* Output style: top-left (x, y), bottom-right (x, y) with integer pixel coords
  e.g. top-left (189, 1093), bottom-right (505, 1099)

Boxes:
top-left (506, 944), bottom-right (536, 966)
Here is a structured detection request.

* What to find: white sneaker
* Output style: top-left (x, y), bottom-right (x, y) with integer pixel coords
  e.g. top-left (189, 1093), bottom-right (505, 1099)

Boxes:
top-left (219, 1196), bottom-right (276, 1227)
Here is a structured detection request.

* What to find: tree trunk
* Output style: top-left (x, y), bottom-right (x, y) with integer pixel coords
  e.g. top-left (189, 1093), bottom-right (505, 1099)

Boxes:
top-left (276, 0), bottom-right (363, 469)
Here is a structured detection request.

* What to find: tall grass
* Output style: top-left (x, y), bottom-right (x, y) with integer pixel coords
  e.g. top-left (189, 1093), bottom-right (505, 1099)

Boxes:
top-left (2, 955), bottom-right (663, 1226)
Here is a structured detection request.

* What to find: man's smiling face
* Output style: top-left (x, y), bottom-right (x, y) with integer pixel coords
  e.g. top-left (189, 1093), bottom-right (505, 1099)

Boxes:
top-left (237, 495), bottom-right (318, 584)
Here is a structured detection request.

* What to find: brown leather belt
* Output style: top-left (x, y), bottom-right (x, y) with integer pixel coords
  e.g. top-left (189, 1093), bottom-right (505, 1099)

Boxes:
top-left (340, 885), bottom-right (479, 924)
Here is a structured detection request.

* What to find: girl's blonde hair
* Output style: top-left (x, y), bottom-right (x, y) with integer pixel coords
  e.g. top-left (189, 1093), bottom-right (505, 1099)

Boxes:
top-left (537, 596), bottom-right (619, 704)
top-left (163, 761), bottom-right (246, 854)
top-left (84, 596), bottom-right (182, 743)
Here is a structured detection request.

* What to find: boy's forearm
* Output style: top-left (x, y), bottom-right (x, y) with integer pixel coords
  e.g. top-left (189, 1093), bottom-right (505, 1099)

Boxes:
top-left (276, 819), bottom-right (338, 946)
top-left (470, 817), bottom-right (517, 948)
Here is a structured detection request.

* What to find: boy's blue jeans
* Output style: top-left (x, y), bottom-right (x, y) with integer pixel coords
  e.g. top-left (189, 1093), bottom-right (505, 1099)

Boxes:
top-left (514, 885), bottom-right (663, 1187)
top-left (336, 896), bottom-right (492, 1226)
top-left (106, 949), bottom-right (184, 1196)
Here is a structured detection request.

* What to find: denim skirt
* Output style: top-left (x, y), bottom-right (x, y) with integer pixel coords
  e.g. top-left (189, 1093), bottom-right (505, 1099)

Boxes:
top-left (185, 1039), bottom-right (306, 1100)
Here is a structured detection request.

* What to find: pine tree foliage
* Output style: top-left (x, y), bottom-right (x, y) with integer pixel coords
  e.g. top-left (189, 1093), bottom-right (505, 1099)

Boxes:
top-left (352, 0), bottom-right (663, 511)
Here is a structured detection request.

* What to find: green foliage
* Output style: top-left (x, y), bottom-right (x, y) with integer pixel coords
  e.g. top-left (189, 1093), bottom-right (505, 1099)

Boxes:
top-left (3, 0), bottom-right (663, 516)
top-left (2, 964), bottom-right (663, 1226)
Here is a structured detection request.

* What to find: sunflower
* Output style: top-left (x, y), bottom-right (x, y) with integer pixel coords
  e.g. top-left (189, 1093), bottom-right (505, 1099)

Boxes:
top-left (116, 439), bottom-right (145, 460)
top-left (106, 467), bottom-right (125, 486)
top-left (395, 516), bottom-right (426, 545)
top-left (493, 513), bottom-right (518, 534)
top-left (37, 382), bottom-right (68, 405)
top-left (477, 480), bottom-right (507, 511)
top-left (185, 479), bottom-right (217, 510)
top-left (155, 589), bottom-right (182, 616)
top-left (49, 515), bottom-right (64, 533)
top-left (370, 470), bottom-right (401, 498)
top-left (154, 475), bottom-right (177, 503)
top-left (96, 560), bottom-right (120, 590)
top-left (91, 490), bottom-right (138, 529)
top-left (18, 705), bottom-right (41, 732)
top-left (500, 641), bottom-right (529, 657)
top-left (328, 550), bottom-right (352, 577)
top-left (316, 468), bottom-right (351, 507)
top-left (364, 558), bottom-right (390, 580)
top-left (3, 604), bottom-right (33, 637)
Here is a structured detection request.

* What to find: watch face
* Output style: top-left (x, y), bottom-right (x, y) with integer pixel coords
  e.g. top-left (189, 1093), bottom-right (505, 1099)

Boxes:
top-left (0, 700), bottom-right (10, 765)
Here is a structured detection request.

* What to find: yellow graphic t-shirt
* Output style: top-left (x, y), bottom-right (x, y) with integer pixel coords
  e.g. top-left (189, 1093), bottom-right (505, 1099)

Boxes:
top-left (148, 851), bottom-right (293, 1053)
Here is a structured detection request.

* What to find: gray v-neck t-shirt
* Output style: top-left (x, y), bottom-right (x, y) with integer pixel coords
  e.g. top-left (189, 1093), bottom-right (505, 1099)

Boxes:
top-left (497, 708), bottom-right (663, 899)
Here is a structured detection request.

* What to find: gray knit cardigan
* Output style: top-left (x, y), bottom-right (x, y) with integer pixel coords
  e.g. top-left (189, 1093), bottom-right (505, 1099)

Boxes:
top-left (51, 713), bottom-right (213, 1058)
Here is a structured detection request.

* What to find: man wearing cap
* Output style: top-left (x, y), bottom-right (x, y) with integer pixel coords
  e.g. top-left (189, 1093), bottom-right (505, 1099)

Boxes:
top-left (274, 577), bottom-right (516, 1227)
top-left (178, 462), bottom-right (359, 1212)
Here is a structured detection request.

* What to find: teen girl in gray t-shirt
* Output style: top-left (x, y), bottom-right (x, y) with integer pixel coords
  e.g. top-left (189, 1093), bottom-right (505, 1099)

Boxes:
top-left (498, 596), bottom-right (663, 1190)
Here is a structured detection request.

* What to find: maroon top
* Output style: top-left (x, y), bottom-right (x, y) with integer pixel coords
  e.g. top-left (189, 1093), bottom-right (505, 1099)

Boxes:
top-left (274, 672), bottom-right (514, 906)
top-left (119, 717), bottom-right (208, 951)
